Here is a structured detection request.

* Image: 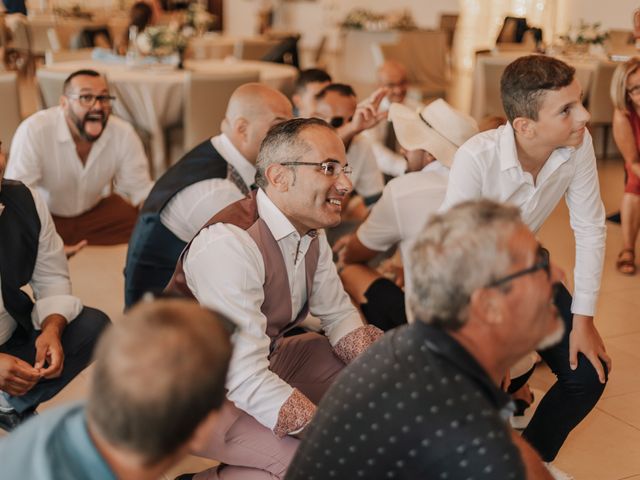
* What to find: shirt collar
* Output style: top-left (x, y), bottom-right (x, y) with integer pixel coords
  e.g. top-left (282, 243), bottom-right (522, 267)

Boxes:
top-left (421, 160), bottom-right (450, 175)
top-left (211, 133), bottom-right (256, 188)
top-left (412, 322), bottom-right (513, 411)
top-left (256, 188), bottom-right (316, 242)
top-left (498, 121), bottom-right (576, 173)
top-left (56, 107), bottom-right (74, 144)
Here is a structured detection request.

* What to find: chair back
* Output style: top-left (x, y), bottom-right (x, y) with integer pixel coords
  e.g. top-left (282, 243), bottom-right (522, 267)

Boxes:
top-left (45, 48), bottom-right (93, 65)
top-left (234, 38), bottom-right (280, 61)
top-left (588, 61), bottom-right (617, 125)
top-left (36, 68), bottom-right (68, 108)
top-left (0, 72), bottom-right (22, 153)
top-left (183, 70), bottom-right (260, 152)
top-left (607, 29), bottom-right (633, 51)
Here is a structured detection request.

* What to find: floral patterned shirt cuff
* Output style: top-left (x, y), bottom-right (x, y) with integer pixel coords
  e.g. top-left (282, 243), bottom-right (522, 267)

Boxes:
top-left (273, 388), bottom-right (316, 438)
top-left (333, 324), bottom-right (383, 364)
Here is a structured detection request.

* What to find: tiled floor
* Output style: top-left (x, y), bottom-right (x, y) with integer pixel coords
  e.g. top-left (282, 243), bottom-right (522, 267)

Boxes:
top-left (7, 66), bottom-right (640, 479)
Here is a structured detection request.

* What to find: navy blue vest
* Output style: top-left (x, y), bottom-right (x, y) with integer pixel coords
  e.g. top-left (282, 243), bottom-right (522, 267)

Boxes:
top-left (124, 140), bottom-right (231, 308)
top-left (0, 180), bottom-right (41, 333)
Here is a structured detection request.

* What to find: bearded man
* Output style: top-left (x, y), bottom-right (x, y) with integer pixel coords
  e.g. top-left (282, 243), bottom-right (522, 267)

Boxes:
top-left (7, 69), bottom-right (153, 247)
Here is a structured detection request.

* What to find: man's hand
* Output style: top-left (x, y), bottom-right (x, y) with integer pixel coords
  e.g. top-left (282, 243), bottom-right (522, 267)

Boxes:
top-left (337, 87), bottom-right (389, 145)
top-left (0, 353), bottom-right (41, 396)
top-left (569, 314), bottom-right (611, 384)
top-left (64, 240), bottom-right (88, 259)
top-left (34, 315), bottom-right (67, 379)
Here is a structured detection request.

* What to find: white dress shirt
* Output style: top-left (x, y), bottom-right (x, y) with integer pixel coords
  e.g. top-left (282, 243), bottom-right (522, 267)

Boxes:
top-left (357, 161), bottom-right (449, 297)
top-left (0, 187), bottom-right (82, 345)
top-left (7, 107), bottom-right (153, 217)
top-left (183, 189), bottom-right (363, 431)
top-left (160, 134), bottom-right (254, 242)
top-left (347, 135), bottom-right (385, 200)
top-left (440, 123), bottom-right (606, 316)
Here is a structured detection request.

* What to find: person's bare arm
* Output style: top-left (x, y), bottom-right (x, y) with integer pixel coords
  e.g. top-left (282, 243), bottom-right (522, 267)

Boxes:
top-left (612, 109), bottom-right (640, 178)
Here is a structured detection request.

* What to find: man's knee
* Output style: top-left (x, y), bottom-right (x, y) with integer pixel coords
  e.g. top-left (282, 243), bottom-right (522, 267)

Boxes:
top-left (61, 307), bottom-right (111, 355)
top-left (564, 355), bottom-right (608, 399)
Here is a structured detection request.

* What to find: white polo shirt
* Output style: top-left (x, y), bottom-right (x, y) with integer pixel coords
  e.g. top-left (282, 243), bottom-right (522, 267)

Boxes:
top-left (440, 122), bottom-right (606, 316)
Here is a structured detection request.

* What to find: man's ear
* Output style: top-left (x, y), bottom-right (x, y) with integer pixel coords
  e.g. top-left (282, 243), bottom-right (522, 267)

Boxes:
top-left (59, 94), bottom-right (69, 109)
top-left (511, 116), bottom-right (535, 139)
top-left (233, 117), bottom-right (249, 142)
top-left (470, 288), bottom-right (505, 326)
top-left (265, 164), bottom-right (291, 192)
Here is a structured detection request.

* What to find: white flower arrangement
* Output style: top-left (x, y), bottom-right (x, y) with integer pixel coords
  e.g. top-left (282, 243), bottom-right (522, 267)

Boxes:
top-left (184, 2), bottom-right (214, 34)
top-left (136, 25), bottom-right (189, 57)
top-left (560, 20), bottom-right (609, 46)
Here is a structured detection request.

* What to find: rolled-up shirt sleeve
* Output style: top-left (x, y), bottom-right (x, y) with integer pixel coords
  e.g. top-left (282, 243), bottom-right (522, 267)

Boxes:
top-left (29, 188), bottom-right (83, 329)
top-left (184, 224), bottom-right (296, 432)
top-left (565, 142), bottom-right (606, 316)
top-left (439, 146), bottom-right (484, 213)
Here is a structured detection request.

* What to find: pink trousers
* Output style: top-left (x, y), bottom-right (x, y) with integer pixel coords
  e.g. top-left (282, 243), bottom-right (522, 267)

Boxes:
top-left (194, 332), bottom-right (345, 479)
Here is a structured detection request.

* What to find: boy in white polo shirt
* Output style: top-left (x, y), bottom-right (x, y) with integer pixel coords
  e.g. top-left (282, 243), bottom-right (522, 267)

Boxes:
top-left (440, 54), bottom-right (611, 479)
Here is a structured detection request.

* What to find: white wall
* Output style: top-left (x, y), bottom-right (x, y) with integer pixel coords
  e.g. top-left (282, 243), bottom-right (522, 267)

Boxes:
top-left (560, 0), bottom-right (637, 31)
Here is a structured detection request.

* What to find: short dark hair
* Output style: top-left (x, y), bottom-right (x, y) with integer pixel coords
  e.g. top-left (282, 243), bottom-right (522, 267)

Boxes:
top-left (255, 117), bottom-right (331, 189)
top-left (87, 299), bottom-right (233, 465)
top-left (500, 55), bottom-right (575, 122)
top-left (295, 68), bottom-right (332, 93)
top-left (63, 69), bottom-right (103, 94)
top-left (315, 83), bottom-right (356, 101)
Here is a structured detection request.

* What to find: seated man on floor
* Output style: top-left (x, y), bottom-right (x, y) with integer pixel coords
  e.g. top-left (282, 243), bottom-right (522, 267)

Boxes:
top-left (0, 298), bottom-right (233, 480)
top-left (291, 68), bottom-right (332, 118)
top-left (286, 200), bottom-right (560, 480)
top-left (361, 59), bottom-right (421, 178)
top-left (337, 99), bottom-right (478, 330)
top-left (7, 69), bottom-right (153, 248)
top-left (124, 83), bottom-right (292, 308)
top-left (312, 83), bottom-right (385, 210)
top-left (0, 147), bottom-right (109, 432)
top-left (165, 118), bottom-right (383, 479)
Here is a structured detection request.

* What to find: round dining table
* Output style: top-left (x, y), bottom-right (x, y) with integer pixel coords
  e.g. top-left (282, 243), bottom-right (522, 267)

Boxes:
top-left (40, 58), bottom-right (297, 176)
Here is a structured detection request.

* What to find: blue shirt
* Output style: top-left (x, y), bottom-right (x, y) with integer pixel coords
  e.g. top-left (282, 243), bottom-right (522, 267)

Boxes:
top-left (0, 403), bottom-right (115, 480)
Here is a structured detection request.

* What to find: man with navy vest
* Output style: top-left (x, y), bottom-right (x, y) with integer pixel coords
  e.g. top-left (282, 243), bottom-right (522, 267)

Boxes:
top-left (0, 145), bottom-right (109, 432)
top-left (124, 83), bottom-right (292, 308)
top-left (165, 118), bottom-right (382, 479)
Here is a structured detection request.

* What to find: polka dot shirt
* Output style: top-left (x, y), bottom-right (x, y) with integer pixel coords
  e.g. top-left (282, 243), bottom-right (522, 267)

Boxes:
top-left (286, 322), bottom-right (525, 480)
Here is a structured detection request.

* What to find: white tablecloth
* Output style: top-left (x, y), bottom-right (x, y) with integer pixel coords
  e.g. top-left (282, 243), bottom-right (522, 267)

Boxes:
top-left (471, 52), bottom-right (599, 121)
top-left (40, 59), bottom-right (297, 176)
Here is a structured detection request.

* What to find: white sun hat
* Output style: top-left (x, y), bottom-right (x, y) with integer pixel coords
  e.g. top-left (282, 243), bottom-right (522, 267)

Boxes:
top-left (388, 99), bottom-right (479, 167)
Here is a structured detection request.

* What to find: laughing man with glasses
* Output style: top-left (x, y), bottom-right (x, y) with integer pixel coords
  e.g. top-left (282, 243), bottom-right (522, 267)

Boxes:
top-left (7, 69), bottom-right (152, 248)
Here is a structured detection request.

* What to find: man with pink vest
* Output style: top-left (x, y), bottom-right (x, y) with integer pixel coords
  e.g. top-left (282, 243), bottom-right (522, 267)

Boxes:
top-left (166, 118), bottom-right (382, 479)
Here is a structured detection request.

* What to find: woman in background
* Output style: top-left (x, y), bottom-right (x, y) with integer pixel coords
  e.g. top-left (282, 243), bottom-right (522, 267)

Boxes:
top-left (611, 57), bottom-right (640, 275)
top-left (116, 1), bottom-right (154, 55)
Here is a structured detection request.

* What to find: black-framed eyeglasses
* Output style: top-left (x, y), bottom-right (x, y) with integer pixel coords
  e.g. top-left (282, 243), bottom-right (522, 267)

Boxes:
top-left (486, 245), bottom-right (550, 288)
top-left (279, 161), bottom-right (353, 178)
top-left (328, 116), bottom-right (352, 128)
top-left (66, 94), bottom-right (116, 107)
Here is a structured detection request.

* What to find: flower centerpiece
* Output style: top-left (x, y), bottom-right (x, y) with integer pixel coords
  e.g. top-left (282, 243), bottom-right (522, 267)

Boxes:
top-left (183, 2), bottom-right (215, 37)
top-left (341, 8), bottom-right (417, 32)
top-left (560, 20), bottom-right (609, 55)
top-left (136, 24), bottom-right (189, 65)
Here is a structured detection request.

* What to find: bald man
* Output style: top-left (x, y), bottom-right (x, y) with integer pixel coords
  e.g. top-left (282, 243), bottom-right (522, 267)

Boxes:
top-left (124, 83), bottom-right (293, 307)
top-left (362, 60), bottom-right (421, 178)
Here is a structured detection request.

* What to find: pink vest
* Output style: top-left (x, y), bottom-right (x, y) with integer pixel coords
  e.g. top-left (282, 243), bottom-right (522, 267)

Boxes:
top-left (166, 191), bottom-right (320, 348)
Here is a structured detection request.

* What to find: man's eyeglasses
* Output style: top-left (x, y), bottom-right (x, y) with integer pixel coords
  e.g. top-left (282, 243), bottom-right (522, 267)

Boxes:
top-left (486, 246), bottom-right (550, 288)
top-left (66, 94), bottom-right (116, 107)
top-left (280, 161), bottom-right (353, 178)
top-left (328, 116), bottom-right (352, 128)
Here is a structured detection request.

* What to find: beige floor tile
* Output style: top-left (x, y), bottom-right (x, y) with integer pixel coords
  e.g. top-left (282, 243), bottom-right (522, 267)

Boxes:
top-left (599, 391), bottom-right (640, 431)
top-left (553, 409), bottom-right (640, 480)
top-left (596, 292), bottom-right (640, 339)
top-left (598, 344), bottom-right (640, 400)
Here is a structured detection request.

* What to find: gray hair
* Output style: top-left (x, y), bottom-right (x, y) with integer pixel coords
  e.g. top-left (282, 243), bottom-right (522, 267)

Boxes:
top-left (408, 200), bottom-right (522, 330)
top-left (87, 299), bottom-right (233, 465)
top-left (254, 117), bottom-right (330, 189)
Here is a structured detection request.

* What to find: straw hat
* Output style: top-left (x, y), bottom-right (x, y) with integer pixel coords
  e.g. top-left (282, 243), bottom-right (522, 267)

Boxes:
top-left (388, 99), bottom-right (479, 167)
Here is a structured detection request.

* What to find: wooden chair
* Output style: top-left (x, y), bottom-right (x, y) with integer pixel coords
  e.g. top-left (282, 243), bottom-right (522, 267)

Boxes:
top-left (0, 72), bottom-right (22, 155)
top-left (586, 61), bottom-right (618, 158)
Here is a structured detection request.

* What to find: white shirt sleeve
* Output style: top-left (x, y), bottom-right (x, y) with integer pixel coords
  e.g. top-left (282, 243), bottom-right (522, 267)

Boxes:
top-left (5, 119), bottom-right (44, 189)
top-left (183, 224), bottom-right (295, 431)
top-left (349, 138), bottom-right (385, 200)
top-left (112, 122), bottom-right (153, 207)
top-left (439, 146), bottom-right (484, 213)
top-left (564, 142), bottom-right (606, 316)
top-left (29, 188), bottom-right (83, 329)
top-left (356, 183), bottom-right (402, 252)
top-left (308, 235), bottom-right (364, 344)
